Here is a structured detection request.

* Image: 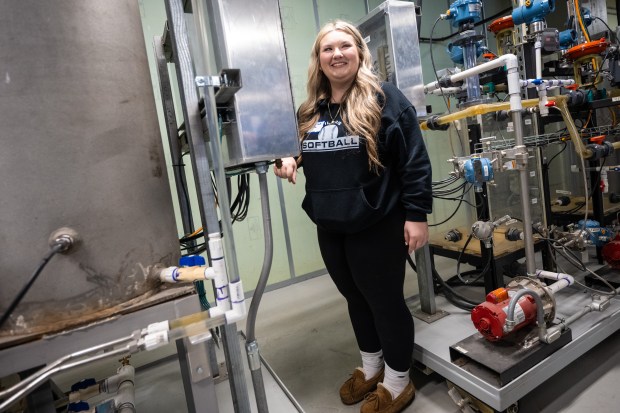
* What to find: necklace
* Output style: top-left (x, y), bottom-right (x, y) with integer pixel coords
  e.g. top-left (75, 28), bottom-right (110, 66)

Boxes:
top-left (327, 103), bottom-right (341, 124)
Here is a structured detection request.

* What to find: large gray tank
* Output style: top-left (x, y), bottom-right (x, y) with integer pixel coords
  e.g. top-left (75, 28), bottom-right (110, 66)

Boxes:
top-left (0, 0), bottom-right (181, 345)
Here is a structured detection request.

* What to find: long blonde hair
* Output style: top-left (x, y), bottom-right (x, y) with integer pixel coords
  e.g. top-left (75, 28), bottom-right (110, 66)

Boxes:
top-left (298, 20), bottom-right (384, 171)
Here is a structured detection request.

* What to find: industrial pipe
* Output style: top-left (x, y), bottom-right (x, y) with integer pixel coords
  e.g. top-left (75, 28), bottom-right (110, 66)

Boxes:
top-left (503, 289), bottom-right (549, 342)
top-left (420, 98), bottom-right (546, 130)
top-left (0, 345), bottom-right (133, 412)
top-left (535, 270), bottom-right (575, 294)
top-left (0, 333), bottom-right (137, 401)
top-left (112, 364), bottom-right (135, 413)
top-left (534, 39), bottom-right (550, 116)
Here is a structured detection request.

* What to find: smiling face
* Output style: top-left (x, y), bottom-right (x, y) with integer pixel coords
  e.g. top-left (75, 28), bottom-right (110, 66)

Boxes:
top-left (318, 29), bottom-right (360, 93)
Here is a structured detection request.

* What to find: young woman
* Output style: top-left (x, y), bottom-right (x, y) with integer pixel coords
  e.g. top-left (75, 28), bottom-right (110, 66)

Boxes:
top-left (274, 20), bottom-right (432, 413)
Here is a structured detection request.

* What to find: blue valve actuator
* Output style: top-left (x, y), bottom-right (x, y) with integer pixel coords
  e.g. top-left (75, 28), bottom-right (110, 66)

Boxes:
top-left (512, 0), bottom-right (555, 25)
top-left (464, 158), bottom-right (493, 190)
top-left (446, 0), bottom-right (482, 28)
top-left (578, 219), bottom-right (615, 247)
top-left (559, 29), bottom-right (577, 49)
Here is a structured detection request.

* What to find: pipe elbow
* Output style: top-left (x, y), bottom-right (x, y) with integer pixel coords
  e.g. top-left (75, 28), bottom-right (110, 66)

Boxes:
top-left (225, 280), bottom-right (246, 324)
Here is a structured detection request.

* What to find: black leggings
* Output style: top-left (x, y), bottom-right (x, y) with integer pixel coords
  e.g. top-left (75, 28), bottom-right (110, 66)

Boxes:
top-left (317, 208), bottom-right (414, 372)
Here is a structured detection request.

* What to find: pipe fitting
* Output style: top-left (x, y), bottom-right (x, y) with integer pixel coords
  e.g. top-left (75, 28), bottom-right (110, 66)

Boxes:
top-left (426, 115), bottom-right (451, 131)
top-left (225, 280), bottom-right (246, 324)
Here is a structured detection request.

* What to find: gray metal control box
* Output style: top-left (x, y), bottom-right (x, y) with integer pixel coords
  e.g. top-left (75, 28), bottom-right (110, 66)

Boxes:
top-left (206, 0), bottom-right (299, 168)
top-left (358, 1), bottom-right (427, 116)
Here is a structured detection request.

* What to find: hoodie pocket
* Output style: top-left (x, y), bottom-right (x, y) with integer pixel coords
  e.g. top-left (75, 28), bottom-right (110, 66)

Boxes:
top-left (302, 187), bottom-right (378, 233)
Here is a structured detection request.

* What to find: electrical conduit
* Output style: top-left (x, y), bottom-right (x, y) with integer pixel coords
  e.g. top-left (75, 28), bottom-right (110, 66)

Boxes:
top-left (245, 163), bottom-right (274, 413)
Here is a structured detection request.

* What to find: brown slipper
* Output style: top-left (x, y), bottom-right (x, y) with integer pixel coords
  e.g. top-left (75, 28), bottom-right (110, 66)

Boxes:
top-left (339, 367), bottom-right (385, 405)
top-left (360, 381), bottom-right (415, 413)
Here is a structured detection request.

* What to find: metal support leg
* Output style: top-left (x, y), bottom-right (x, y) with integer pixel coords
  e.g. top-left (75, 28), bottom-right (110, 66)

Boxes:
top-left (220, 326), bottom-right (250, 412)
top-left (177, 339), bottom-right (219, 413)
top-left (413, 245), bottom-right (449, 323)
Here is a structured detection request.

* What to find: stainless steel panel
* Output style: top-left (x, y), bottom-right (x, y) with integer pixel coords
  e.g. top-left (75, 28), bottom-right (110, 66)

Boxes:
top-left (0, 0), bottom-right (181, 343)
top-left (206, 0), bottom-right (300, 168)
top-left (358, 0), bottom-right (427, 116)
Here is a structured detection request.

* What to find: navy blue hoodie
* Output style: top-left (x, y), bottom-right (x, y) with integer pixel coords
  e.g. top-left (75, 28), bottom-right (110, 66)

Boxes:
top-left (300, 82), bottom-right (432, 234)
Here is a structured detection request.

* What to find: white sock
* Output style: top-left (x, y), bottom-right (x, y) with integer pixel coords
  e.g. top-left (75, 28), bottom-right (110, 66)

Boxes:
top-left (360, 350), bottom-right (384, 380)
top-left (382, 363), bottom-right (409, 399)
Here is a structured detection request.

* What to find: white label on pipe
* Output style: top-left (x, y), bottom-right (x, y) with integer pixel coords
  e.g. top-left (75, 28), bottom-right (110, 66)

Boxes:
top-left (532, 198), bottom-right (538, 204)
top-left (530, 171), bottom-right (536, 177)
top-left (507, 122), bottom-right (514, 132)
top-left (525, 119), bottom-right (532, 125)
top-left (503, 160), bottom-right (517, 170)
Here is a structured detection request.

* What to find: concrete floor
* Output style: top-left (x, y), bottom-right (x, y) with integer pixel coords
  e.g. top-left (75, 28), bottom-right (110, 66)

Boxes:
top-left (45, 258), bottom-right (620, 412)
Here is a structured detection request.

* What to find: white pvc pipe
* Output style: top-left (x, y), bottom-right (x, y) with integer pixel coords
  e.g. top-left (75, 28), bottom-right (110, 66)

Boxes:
top-left (424, 54), bottom-right (522, 111)
top-left (535, 269), bottom-right (575, 294)
top-left (429, 86), bottom-right (466, 95)
top-left (534, 40), bottom-right (550, 116)
top-left (208, 232), bottom-right (232, 317)
top-left (112, 365), bottom-right (135, 413)
top-left (520, 79), bottom-right (576, 89)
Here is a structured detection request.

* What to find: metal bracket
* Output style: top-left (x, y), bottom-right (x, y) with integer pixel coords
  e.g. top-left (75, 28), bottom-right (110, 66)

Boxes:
top-left (195, 76), bottom-right (221, 88)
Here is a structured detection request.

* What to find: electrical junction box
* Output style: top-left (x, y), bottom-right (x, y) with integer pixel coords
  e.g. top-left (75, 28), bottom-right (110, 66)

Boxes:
top-left (206, 0), bottom-right (299, 169)
top-left (357, 0), bottom-right (427, 116)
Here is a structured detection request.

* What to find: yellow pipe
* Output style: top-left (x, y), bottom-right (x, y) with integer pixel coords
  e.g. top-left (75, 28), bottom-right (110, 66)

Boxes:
top-left (423, 95), bottom-right (615, 160)
top-left (420, 98), bottom-right (547, 131)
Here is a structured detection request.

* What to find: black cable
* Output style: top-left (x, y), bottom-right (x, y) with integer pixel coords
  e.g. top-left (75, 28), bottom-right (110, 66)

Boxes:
top-left (179, 231), bottom-right (205, 243)
top-left (455, 233), bottom-right (474, 284)
top-left (592, 16), bottom-right (617, 43)
top-left (419, 7), bottom-right (513, 43)
top-left (182, 245), bottom-right (207, 256)
top-left (430, 184), bottom-right (473, 227)
top-left (230, 174), bottom-right (251, 223)
top-left (174, 151), bottom-right (193, 233)
top-left (446, 270), bottom-right (486, 287)
top-left (406, 255), bottom-right (477, 311)
top-left (181, 242), bottom-right (206, 251)
top-left (0, 244), bottom-right (63, 329)
top-left (546, 142), bottom-right (568, 167)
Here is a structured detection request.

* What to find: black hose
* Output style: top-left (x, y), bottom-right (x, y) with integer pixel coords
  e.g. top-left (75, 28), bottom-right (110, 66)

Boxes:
top-left (419, 7), bottom-right (513, 43)
top-left (406, 256), bottom-right (478, 311)
top-left (0, 244), bottom-right (63, 328)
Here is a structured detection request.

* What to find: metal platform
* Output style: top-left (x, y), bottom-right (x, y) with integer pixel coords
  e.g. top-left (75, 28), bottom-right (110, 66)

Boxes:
top-left (412, 286), bottom-right (620, 411)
